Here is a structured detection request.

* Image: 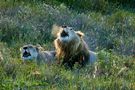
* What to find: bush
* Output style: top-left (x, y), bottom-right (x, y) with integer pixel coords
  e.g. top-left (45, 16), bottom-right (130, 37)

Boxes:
top-left (0, 1), bottom-right (134, 56)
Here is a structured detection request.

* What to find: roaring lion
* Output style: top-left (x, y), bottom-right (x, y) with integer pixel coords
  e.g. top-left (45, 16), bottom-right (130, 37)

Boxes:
top-left (53, 25), bottom-right (97, 69)
top-left (20, 44), bottom-right (56, 64)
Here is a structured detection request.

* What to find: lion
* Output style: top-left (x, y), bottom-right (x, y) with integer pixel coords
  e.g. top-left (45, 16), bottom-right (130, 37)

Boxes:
top-left (53, 25), bottom-right (97, 69)
top-left (20, 44), bottom-right (56, 64)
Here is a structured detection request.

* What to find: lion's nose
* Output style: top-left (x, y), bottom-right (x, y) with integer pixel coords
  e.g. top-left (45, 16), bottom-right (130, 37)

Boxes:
top-left (23, 47), bottom-right (28, 49)
top-left (62, 25), bottom-right (67, 28)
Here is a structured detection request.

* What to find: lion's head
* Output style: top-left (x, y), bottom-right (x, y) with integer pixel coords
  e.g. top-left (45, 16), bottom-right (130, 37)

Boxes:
top-left (20, 44), bottom-right (39, 60)
top-left (54, 25), bottom-right (84, 54)
top-left (58, 26), bottom-right (84, 43)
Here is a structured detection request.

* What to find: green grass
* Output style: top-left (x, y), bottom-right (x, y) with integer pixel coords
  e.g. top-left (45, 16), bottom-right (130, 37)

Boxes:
top-left (0, 53), bottom-right (134, 89)
top-left (0, 0), bottom-right (135, 89)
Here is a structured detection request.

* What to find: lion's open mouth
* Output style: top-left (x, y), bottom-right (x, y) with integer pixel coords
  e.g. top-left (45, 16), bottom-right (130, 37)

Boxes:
top-left (23, 51), bottom-right (31, 57)
top-left (61, 30), bottom-right (69, 37)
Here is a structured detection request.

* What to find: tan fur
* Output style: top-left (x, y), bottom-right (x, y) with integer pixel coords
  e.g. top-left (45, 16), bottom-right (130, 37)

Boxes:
top-left (54, 25), bottom-right (91, 68)
top-left (51, 24), bottom-right (63, 38)
top-left (20, 44), bottom-right (56, 64)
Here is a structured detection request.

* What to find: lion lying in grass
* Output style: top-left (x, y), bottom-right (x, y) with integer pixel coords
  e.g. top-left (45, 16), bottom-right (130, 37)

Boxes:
top-left (20, 44), bottom-right (56, 64)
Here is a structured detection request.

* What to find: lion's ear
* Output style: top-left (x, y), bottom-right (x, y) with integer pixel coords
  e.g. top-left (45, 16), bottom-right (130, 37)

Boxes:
top-left (35, 44), bottom-right (44, 51)
top-left (75, 31), bottom-right (84, 38)
top-left (35, 46), bottom-right (39, 52)
top-left (20, 47), bottom-right (22, 51)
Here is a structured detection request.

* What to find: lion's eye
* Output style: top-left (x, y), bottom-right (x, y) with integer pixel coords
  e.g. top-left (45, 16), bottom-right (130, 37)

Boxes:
top-left (70, 28), bottom-right (73, 30)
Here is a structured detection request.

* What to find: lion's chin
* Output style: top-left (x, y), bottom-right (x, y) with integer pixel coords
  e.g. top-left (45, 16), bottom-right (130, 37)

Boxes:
top-left (59, 36), bottom-right (71, 43)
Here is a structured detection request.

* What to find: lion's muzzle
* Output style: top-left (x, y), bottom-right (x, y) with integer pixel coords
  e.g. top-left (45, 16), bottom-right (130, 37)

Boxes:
top-left (23, 51), bottom-right (31, 57)
top-left (61, 30), bottom-right (69, 37)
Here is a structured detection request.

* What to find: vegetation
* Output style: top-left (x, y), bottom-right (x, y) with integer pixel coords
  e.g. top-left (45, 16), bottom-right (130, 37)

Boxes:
top-left (0, 0), bottom-right (134, 89)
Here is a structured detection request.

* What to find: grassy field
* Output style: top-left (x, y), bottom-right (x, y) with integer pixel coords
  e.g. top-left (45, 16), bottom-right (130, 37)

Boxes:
top-left (0, 0), bottom-right (135, 89)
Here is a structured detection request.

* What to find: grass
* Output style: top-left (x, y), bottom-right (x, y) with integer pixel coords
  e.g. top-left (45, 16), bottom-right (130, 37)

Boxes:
top-left (0, 57), bottom-right (134, 89)
top-left (0, 0), bottom-right (135, 89)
